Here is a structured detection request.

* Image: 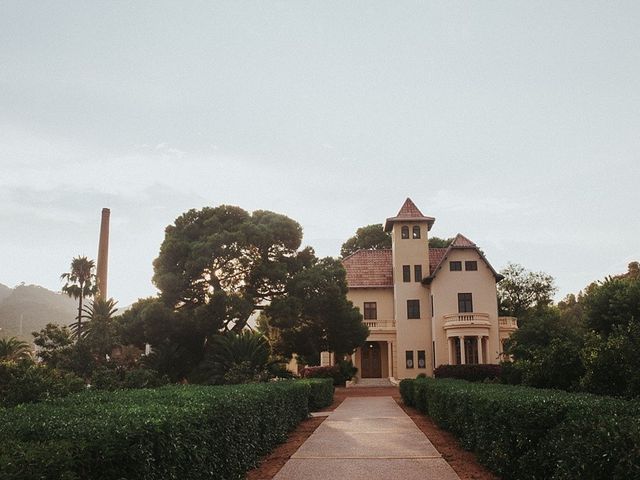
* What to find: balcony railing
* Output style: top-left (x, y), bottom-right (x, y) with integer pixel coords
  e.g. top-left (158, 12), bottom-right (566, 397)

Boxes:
top-left (443, 312), bottom-right (491, 329)
top-left (498, 316), bottom-right (518, 329)
top-left (363, 320), bottom-right (396, 329)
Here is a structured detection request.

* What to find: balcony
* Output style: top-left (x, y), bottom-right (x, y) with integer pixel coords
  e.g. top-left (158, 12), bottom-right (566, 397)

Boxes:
top-left (498, 316), bottom-right (518, 331)
top-left (363, 319), bottom-right (396, 330)
top-left (443, 312), bottom-right (491, 330)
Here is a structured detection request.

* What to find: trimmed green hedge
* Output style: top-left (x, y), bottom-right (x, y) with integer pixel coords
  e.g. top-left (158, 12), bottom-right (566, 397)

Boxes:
top-left (401, 378), bottom-right (640, 480)
top-left (303, 378), bottom-right (334, 409)
top-left (0, 380), bottom-right (330, 480)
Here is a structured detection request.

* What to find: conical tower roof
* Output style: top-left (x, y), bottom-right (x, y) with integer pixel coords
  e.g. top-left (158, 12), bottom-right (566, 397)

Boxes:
top-left (384, 198), bottom-right (435, 231)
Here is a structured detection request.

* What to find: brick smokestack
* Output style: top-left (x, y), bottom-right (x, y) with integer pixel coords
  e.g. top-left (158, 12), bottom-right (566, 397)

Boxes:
top-left (96, 208), bottom-right (110, 299)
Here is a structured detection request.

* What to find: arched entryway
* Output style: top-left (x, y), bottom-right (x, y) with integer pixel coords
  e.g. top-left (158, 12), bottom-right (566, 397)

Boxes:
top-left (361, 342), bottom-right (382, 378)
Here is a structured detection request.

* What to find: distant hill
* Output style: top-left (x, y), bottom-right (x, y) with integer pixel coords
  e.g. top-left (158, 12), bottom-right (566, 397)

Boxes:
top-left (0, 284), bottom-right (78, 343)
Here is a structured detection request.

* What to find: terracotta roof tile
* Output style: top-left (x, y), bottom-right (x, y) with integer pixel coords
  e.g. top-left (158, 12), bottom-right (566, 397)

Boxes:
top-left (396, 198), bottom-right (425, 218)
top-left (428, 248), bottom-right (448, 275)
top-left (384, 198), bottom-right (436, 232)
top-left (451, 233), bottom-right (476, 247)
top-left (342, 249), bottom-right (393, 288)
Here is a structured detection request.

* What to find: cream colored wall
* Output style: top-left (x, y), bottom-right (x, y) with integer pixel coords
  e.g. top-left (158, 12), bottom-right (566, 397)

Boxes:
top-left (348, 288), bottom-right (394, 322)
top-left (391, 222), bottom-right (433, 378)
top-left (430, 249), bottom-right (501, 366)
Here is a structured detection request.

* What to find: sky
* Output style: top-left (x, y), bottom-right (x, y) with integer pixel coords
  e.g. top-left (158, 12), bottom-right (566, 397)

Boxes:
top-left (1, 1), bottom-right (639, 306)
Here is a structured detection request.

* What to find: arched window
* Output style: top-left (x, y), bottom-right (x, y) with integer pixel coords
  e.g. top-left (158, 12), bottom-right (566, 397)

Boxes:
top-left (412, 226), bottom-right (421, 239)
top-left (401, 226), bottom-right (409, 239)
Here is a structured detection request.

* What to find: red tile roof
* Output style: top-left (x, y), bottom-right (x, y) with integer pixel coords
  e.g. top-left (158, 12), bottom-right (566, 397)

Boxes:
top-left (384, 198), bottom-right (436, 232)
top-left (451, 233), bottom-right (476, 247)
top-left (343, 249), bottom-right (393, 288)
top-left (428, 248), bottom-right (448, 274)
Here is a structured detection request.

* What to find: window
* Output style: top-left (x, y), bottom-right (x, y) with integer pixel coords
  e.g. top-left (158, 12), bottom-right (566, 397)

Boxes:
top-left (450, 261), bottom-right (462, 271)
top-left (401, 226), bottom-right (409, 239)
top-left (407, 299), bottom-right (420, 319)
top-left (406, 350), bottom-right (414, 369)
top-left (402, 265), bottom-right (411, 282)
top-left (414, 265), bottom-right (422, 282)
top-left (465, 261), bottom-right (478, 271)
top-left (430, 294), bottom-right (434, 316)
top-left (363, 302), bottom-right (377, 320)
top-left (458, 293), bottom-right (473, 313)
top-left (417, 350), bottom-right (426, 369)
top-left (412, 226), bottom-right (421, 239)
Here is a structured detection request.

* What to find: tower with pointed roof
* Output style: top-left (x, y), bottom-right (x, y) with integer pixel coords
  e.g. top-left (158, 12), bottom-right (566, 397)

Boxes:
top-left (341, 198), bottom-right (516, 382)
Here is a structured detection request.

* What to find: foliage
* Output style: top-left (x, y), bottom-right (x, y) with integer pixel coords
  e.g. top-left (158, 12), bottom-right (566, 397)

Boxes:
top-left (502, 306), bottom-right (585, 390)
top-left (498, 263), bottom-right (556, 318)
top-left (0, 360), bottom-right (84, 407)
top-left (301, 378), bottom-right (334, 409)
top-left (192, 331), bottom-right (274, 385)
top-left (300, 361), bottom-right (356, 386)
top-left (0, 381), bottom-right (322, 480)
top-left (60, 256), bottom-right (98, 335)
top-left (266, 257), bottom-right (368, 364)
top-left (0, 337), bottom-right (31, 362)
top-left (428, 236), bottom-right (454, 248)
top-left (401, 378), bottom-right (640, 480)
top-left (153, 206), bottom-right (309, 333)
top-left (32, 324), bottom-right (96, 378)
top-left (340, 224), bottom-right (391, 258)
top-left (434, 364), bottom-right (502, 382)
top-left (71, 298), bottom-right (120, 363)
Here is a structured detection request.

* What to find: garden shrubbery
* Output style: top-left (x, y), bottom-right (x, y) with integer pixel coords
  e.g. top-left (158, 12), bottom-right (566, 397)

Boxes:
top-left (433, 364), bottom-right (502, 382)
top-left (401, 377), bottom-right (640, 480)
top-left (302, 378), bottom-right (334, 409)
top-left (301, 360), bottom-right (357, 386)
top-left (0, 379), bottom-right (332, 480)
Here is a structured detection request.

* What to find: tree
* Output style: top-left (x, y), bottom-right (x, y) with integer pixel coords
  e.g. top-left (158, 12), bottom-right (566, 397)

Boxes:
top-left (74, 298), bottom-right (120, 361)
top-left (0, 336), bottom-right (32, 362)
top-left (428, 237), bottom-right (454, 248)
top-left (498, 263), bottom-right (556, 318)
top-left (266, 257), bottom-right (369, 365)
top-left (153, 206), bottom-right (310, 334)
top-left (32, 323), bottom-right (95, 378)
top-left (340, 224), bottom-right (391, 258)
top-left (582, 273), bottom-right (640, 336)
top-left (61, 256), bottom-right (98, 335)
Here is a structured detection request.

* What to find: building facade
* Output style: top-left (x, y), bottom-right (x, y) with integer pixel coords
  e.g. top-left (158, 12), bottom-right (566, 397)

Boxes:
top-left (342, 198), bottom-right (517, 381)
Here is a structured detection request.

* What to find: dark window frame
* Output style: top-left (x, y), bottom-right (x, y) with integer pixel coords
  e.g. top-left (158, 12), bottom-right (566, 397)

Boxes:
top-left (401, 226), bottom-right (409, 239)
top-left (363, 302), bottom-right (377, 320)
top-left (407, 299), bottom-right (421, 319)
top-left (450, 261), bottom-right (462, 271)
top-left (412, 226), bottom-right (421, 239)
top-left (414, 264), bottom-right (422, 282)
top-left (465, 261), bottom-right (478, 271)
top-left (406, 350), bottom-right (414, 369)
top-left (458, 293), bottom-right (473, 313)
top-left (417, 350), bottom-right (426, 369)
top-left (402, 265), bottom-right (411, 282)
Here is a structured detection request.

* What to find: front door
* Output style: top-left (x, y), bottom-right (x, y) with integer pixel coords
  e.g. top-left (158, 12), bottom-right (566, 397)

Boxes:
top-left (361, 342), bottom-right (382, 378)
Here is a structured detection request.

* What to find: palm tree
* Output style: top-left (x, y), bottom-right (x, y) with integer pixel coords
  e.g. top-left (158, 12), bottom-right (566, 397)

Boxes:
top-left (72, 297), bottom-right (119, 361)
top-left (0, 336), bottom-right (32, 361)
top-left (61, 256), bottom-right (98, 336)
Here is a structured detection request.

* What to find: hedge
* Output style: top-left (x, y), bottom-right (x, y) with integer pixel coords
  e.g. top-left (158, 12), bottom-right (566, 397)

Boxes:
top-left (302, 378), bottom-right (334, 409)
top-left (0, 380), bottom-right (332, 480)
top-left (401, 377), bottom-right (640, 480)
top-left (433, 364), bottom-right (502, 382)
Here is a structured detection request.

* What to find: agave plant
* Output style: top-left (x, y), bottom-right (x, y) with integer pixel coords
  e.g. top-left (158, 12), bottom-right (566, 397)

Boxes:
top-left (196, 331), bottom-right (275, 385)
top-left (0, 336), bottom-right (32, 362)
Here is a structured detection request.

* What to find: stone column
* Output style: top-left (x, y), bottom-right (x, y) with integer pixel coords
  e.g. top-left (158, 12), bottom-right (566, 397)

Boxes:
top-left (448, 337), bottom-right (453, 364)
top-left (477, 336), bottom-right (483, 364)
top-left (459, 336), bottom-right (466, 365)
top-left (387, 341), bottom-right (393, 378)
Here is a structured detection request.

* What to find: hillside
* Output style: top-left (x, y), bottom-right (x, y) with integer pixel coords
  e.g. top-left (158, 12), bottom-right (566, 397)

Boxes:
top-left (0, 284), bottom-right (78, 343)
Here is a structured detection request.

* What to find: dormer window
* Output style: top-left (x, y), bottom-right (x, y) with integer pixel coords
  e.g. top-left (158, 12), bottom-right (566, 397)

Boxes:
top-left (401, 226), bottom-right (409, 239)
top-left (412, 226), bottom-right (421, 239)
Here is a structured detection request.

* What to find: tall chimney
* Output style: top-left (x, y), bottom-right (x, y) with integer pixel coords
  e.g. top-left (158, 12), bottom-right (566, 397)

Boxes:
top-left (96, 208), bottom-right (110, 299)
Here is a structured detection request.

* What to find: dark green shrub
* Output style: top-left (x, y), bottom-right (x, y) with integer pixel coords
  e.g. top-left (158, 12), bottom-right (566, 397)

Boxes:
top-left (434, 364), bottom-right (502, 382)
top-left (0, 361), bottom-right (84, 407)
top-left (90, 366), bottom-right (122, 390)
top-left (399, 379), bottom-right (415, 406)
top-left (301, 360), bottom-right (357, 386)
top-left (302, 378), bottom-right (334, 409)
top-left (0, 381), bottom-right (312, 480)
top-left (404, 377), bottom-right (640, 480)
top-left (122, 368), bottom-right (167, 389)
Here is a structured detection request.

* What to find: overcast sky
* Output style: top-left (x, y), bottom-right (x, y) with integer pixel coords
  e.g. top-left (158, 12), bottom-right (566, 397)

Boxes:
top-left (1, 1), bottom-right (639, 306)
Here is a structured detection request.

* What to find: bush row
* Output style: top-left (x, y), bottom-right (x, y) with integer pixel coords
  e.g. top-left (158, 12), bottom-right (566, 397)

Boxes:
top-left (400, 377), bottom-right (640, 480)
top-left (300, 360), bottom-right (357, 386)
top-left (0, 379), bottom-right (332, 480)
top-left (433, 364), bottom-right (502, 382)
top-left (302, 378), bottom-right (334, 409)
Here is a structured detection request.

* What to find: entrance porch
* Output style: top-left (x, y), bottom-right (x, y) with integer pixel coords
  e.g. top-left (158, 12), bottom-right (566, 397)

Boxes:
top-left (353, 340), bottom-right (395, 379)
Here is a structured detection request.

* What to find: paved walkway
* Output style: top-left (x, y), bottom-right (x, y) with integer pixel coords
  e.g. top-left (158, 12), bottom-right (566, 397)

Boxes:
top-left (273, 397), bottom-right (461, 480)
